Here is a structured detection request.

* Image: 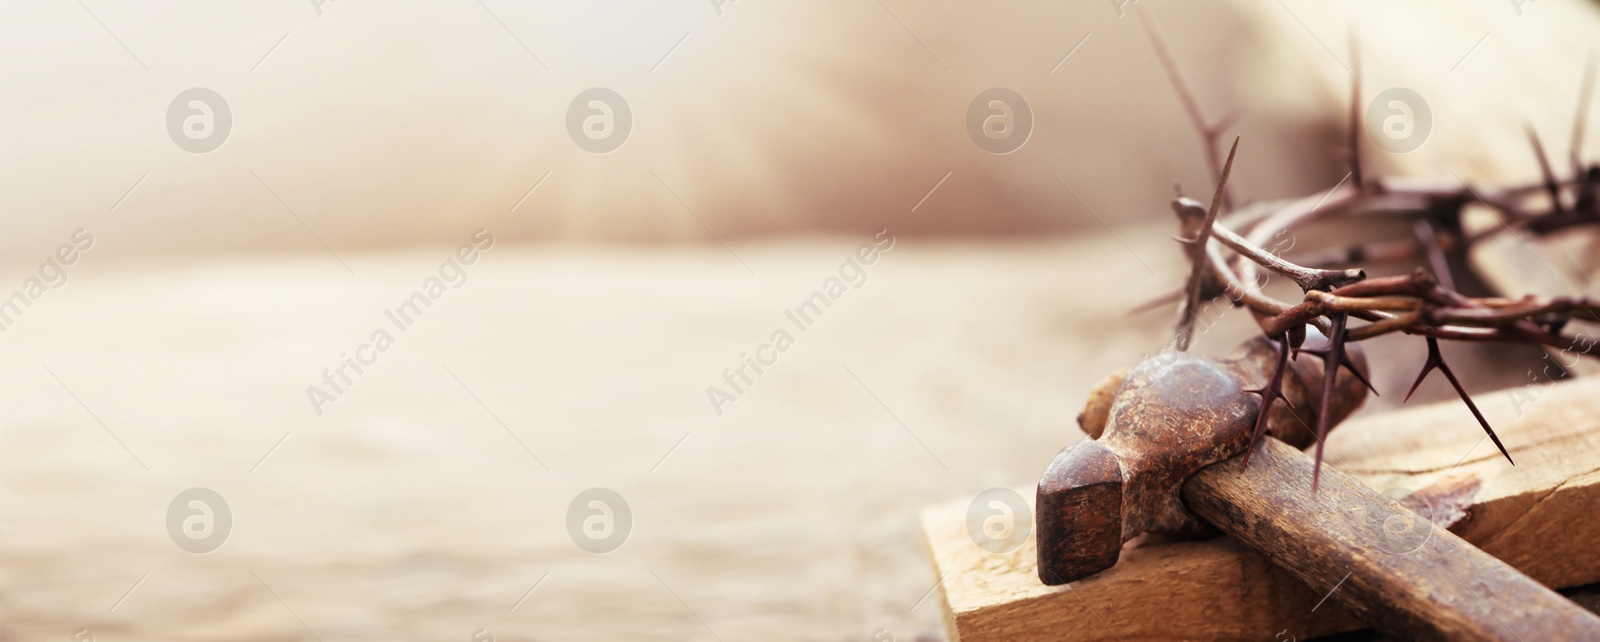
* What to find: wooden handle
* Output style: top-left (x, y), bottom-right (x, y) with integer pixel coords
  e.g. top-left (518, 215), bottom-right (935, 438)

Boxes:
top-left (1182, 438), bottom-right (1600, 642)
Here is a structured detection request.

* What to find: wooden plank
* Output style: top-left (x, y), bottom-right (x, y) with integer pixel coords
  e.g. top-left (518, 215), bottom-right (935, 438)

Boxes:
top-left (922, 375), bottom-right (1600, 641)
top-left (1471, 230), bottom-right (1600, 376)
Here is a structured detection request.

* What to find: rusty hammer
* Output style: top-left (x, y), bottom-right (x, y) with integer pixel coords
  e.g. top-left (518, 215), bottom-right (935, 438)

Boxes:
top-left (1037, 336), bottom-right (1600, 640)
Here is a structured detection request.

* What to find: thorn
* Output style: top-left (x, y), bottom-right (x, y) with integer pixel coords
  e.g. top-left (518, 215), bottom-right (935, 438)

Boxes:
top-left (1175, 137), bottom-right (1240, 351)
top-left (1128, 288), bottom-right (1184, 316)
top-left (1412, 218), bottom-right (1457, 292)
top-left (1403, 337), bottom-right (1514, 465)
top-left (1528, 125), bottom-right (1565, 215)
top-left (1298, 342), bottom-right (1379, 397)
top-left (1210, 137), bottom-right (1241, 222)
top-left (1349, 31), bottom-right (1363, 190)
top-left (1402, 339), bottom-right (1435, 403)
top-left (1242, 334), bottom-right (1293, 468)
top-left (1572, 55), bottom-right (1595, 176)
top-left (1311, 314), bottom-right (1355, 492)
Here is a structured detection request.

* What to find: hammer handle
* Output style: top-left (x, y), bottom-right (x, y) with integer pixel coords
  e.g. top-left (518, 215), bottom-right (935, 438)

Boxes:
top-left (1182, 438), bottom-right (1600, 641)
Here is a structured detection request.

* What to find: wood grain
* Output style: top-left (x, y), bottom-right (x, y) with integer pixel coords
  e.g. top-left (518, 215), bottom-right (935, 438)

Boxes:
top-left (922, 374), bottom-right (1600, 642)
top-left (1187, 438), bottom-right (1600, 641)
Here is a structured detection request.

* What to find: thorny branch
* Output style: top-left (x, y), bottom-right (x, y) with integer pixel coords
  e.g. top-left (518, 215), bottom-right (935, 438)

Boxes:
top-left (1142, 15), bottom-right (1600, 489)
top-left (1176, 137), bottom-right (1240, 351)
top-left (1137, 6), bottom-right (1238, 212)
top-left (1349, 33), bottom-right (1364, 190)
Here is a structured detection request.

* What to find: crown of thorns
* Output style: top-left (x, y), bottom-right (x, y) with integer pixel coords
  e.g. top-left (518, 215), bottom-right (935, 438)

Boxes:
top-left (1136, 9), bottom-right (1600, 488)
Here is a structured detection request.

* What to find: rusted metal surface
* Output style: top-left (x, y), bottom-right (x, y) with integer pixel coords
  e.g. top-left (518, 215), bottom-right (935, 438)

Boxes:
top-left (1038, 335), bottom-right (1371, 585)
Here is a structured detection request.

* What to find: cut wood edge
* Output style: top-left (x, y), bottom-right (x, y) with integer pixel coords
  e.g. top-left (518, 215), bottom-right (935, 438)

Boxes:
top-left (924, 375), bottom-right (1600, 642)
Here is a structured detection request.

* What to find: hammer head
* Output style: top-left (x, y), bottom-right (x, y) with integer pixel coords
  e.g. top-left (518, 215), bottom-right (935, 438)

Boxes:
top-left (1037, 438), bottom-right (1124, 584)
top-left (1037, 336), bottom-right (1369, 585)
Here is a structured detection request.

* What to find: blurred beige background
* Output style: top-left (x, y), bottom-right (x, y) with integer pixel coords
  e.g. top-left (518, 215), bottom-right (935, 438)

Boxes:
top-left (0, 0), bottom-right (1357, 260)
top-left (0, 0), bottom-right (1597, 640)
